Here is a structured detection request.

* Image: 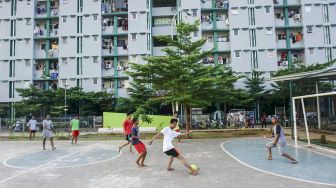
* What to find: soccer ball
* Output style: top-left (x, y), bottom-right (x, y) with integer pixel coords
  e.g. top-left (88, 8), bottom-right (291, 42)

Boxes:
top-left (190, 164), bottom-right (199, 173)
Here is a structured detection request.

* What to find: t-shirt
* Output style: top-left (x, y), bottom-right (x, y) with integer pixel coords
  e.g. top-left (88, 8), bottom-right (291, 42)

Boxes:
top-left (272, 124), bottom-right (286, 146)
top-left (28, 119), bottom-right (37, 130)
top-left (123, 119), bottom-right (133, 135)
top-left (43, 119), bottom-right (53, 131)
top-left (239, 115), bottom-right (244, 122)
top-left (160, 127), bottom-right (181, 152)
top-left (131, 126), bottom-right (140, 145)
top-left (70, 119), bottom-right (80, 131)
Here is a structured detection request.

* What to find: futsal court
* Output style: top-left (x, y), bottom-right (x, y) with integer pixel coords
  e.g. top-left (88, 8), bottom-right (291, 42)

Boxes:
top-left (0, 138), bottom-right (335, 188)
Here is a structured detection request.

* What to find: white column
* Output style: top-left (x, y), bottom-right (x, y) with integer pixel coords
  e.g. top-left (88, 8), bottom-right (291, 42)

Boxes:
top-left (316, 82), bottom-right (321, 129)
top-left (301, 98), bottom-right (311, 146)
top-left (292, 98), bottom-right (298, 147)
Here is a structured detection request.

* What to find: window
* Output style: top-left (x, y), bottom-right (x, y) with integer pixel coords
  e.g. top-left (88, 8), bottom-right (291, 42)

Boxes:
top-left (131, 33), bottom-right (137, 40)
top-left (93, 15), bottom-right (98, 21)
top-left (307, 26), bottom-right (313, 33)
top-left (309, 48), bottom-right (315, 55)
top-left (62, 58), bottom-right (67, 64)
top-left (207, 36), bottom-right (213, 43)
top-left (41, 43), bottom-right (46, 50)
top-left (93, 57), bottom-right (98, 63)
top-left (93, 35), bottom-right (98, 42)
top-left (323, 26), bottom-right (331, 44)
top-left (233, 29), bottom-right (239, 36)
top-left (322, 4), bottom-right (329, 23)
top-left (147, 33), bottom-right (151, 51)
top-left (232, 9), bottom-right (238, 15)
top-left (9, 60), bottom-right (15, 77)
top-left (25, 60), bottom-right (30, 66)
top-left (63, 0), bottom-right (67, 4)
top-left (247, 0), bottom-right (254, 4)
top-left (265, 7), bottom-right (271, 14)
top-left (325, 48), bottom-right (332, 62)
top-left (152, 0), bottom-right (176, 7)
top-left (9, 81), bottom-right (15, 98)
top-left (131, 12), bottom-right (137, 20)
top-left (267, 50), bottom-right (274, 57)
top-left (251, 50), bottom-right (258, 68)
top-left (153, 36), bottom-right (172, 47)
top-left (192, 9), bottom-right (197, 17)
top-left (249, 29), bottom-right (256, 47)
top-left (266, 27), bottom-right (273, 35)
top-left (193, 31), bottom-right (198, 37)
top-left (25, 19), bottom-right (31, 25)
top-left (234, 51), bottom-right (241, 58)
top-left (62, 17), bottom-right (67, 23)
top-left (93, 78), bottom-right (98, 85)
top-left (248, 8), bottom-right (255, 25)
top-left (305, 5), bottom-right (311, 13)
top-left (25, 39), bottom-right (29, 45)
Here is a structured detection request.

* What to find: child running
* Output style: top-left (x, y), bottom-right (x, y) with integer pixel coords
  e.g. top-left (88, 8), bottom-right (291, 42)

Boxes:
top-left (149, 118), bottom-right (197, 174)
top-left (70, 115), bottom-right (80, 145)
top-left (131, 118), bottom-right (147, 167)
top-left (265, 116), bottom-right (298, 164)
top-left (118, 112), bottom-right (133, 153)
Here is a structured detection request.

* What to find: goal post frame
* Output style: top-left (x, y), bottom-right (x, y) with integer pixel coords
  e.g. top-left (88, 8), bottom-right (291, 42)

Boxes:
top-left (292, 91), bottom-right (336, 148)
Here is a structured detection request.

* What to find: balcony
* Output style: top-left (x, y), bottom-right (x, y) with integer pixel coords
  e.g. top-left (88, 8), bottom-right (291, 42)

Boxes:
top-left (203, 42), bottom-right (214, 51)
top-left (47, 49), bottom-right (59, 58)
top-left (276, 40), bottom-right (287, 49)
top-left (216, 20), bottom-right (229, 30)
top-left (274, 19), bottom-right (285, 27)
top-left (288, 17), bottom-right (302, 27)
top-left (117, 47), bottom-right (128, 56)
top-left (34, 27), bottom-right (47, 38)
top-left (290, 40), bottom-right (304, 49)
top-left (201, 21), bottom-right (213, 30)
top-left (35, 50), bottom-right (47, 59)
top-left (102, 49), bottom-right (114, 56)
top-left (217, 41), bottom-right (230, 52)
top-left (200, 0), bottom-right (212, 9)
top-left (274, 0), bottom-right (301, 7)
top-left (101, 1), bottom-right (128, 15)
top-left (34, 70), bottom-right (44, 80)
top-left (102, 26), bottom-right (114, 35)
top-left (152, 7), bottom-right (177, 17)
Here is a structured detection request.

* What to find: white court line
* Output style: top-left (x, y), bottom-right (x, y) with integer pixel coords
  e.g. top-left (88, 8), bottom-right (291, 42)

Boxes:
top-left (0, 143), bottom-right (122, 183)
top-left (264, 138), bottom-right (336, 159)
top-left (0, 150), bottom-right (81, 184)
top-left (221, 140), bottom-right (336, 187)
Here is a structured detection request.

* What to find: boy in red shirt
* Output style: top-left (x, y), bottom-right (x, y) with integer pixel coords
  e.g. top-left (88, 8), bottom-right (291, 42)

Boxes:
top-left (118, 112), bottom-right (133, 152)
top-left (131, 118), bottom-right (147, 167)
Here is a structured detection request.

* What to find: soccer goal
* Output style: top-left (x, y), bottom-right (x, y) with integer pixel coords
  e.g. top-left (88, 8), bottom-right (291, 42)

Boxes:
top-left (292, 91), bottom-right (336, 148)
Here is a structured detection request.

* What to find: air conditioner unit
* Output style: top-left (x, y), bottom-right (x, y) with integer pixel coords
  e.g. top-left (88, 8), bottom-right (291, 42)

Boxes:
top-left (105, 61), bottom-right (112, 69)
top-left (295, 14), bottom-right (301, 19)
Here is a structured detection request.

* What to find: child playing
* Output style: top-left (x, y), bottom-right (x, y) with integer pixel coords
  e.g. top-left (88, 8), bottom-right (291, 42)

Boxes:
top-left (118, 112), bottom-right (133, 153)
top-left (149, 118), bottom-right (198, 174)
top-left (70, 115), bottom-right (80, 145)
top-left (265, 116), bottom-right (298, 164)
top-left (131, 118), bottom-right (147, 167)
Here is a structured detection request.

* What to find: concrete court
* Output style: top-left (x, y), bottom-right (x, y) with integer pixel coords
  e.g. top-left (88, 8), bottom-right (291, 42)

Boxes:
top-left (0, 138), bottom-right (335, 188)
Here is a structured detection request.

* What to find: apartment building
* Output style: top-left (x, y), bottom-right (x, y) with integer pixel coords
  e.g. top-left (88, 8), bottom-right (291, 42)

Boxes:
top-left (0, 0), bottom-right (335, 105)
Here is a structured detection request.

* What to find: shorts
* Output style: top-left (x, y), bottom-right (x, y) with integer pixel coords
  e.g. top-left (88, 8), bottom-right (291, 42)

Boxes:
top-left (72, 130), bottom-right (80, 137)
top-left (164, 148), bottom-right (179, 157)
top-left (125, 134), bottom-right (132, 142)
top-left (30, 130), bottom-right (36, 133)
top-left (134, 141), bottom-right (146, 154)
top-left (266, 142), bottom-right (285, 155)
top-left (42, 131), bottom-right (53, 138)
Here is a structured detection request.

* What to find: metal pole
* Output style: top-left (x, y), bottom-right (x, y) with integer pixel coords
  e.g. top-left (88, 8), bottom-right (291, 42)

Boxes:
top-left (301, 98), bottom-right (311, 146)
top-left (64, 85), bottom-right (67, 118)
top-left (316, 82), bottom-right (321, 129)
top-left (292, 98), bottom-right (298, 147)
top-left (93, 116), bottom-right (96, 132)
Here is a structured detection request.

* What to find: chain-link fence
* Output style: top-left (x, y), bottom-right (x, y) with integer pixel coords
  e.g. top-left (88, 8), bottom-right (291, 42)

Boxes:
top-left (0, 116), bottom-right (103, 134)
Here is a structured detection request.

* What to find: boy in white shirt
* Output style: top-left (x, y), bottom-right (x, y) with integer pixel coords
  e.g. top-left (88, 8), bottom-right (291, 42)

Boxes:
top-left (27, 116), bottom-right (37, 140)
top-left (42, 115), bottom-right (56, 150)
top-left (149, 119), bottom-right (197, 174)
top-left (265, 117), bottom-right (298, 164)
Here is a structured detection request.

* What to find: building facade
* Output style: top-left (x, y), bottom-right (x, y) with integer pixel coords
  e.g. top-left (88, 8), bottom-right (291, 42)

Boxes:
top-left (0, 0), bottom-right (336, 104)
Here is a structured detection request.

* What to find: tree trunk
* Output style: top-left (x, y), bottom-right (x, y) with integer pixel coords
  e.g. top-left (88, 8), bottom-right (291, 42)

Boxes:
top-left (184, 103), bottom-right (191, 138)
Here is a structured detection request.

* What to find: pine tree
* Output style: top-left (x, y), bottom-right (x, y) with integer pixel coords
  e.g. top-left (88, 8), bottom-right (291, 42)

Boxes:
top-left (128, 21), bottom-right (242, 131)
